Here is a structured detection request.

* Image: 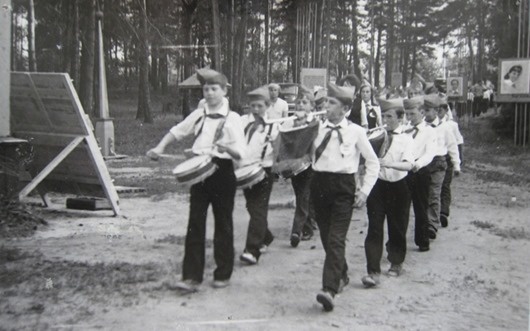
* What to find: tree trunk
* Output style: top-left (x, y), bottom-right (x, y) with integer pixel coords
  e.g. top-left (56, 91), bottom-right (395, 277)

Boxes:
top-left (211, 0), bottom-right (222, 71)
top-left (465, 20), bottom-right (474, 83)
top-left (136, 0), bottom-right (152, 123)
top-left (151, 43), bottom-right (159, 90)
top-left (476, 2), bottom-right (485, 82)
top-left (352, 0), bottom-right (361, 78)
top-left (232, 0), bottom-right (248, 111)
top-left (160, 51), bottom-right (168, 93)
top-left (385, 0), bottom-right (395, 86)
top-left (374, 25), bottom-right (382, 88)
top-left (264, 0), bottom-right (270, 83)
top-left (80, 0), bottom-right (96, 117)
top-left (27, 0), bottom-right (36, 71)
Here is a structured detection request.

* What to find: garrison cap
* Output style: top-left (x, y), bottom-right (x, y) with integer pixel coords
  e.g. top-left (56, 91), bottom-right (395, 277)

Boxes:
top-left (403, 96), bottom-right (424, 110)
top-left (297, 85), bottom-right (315, 102)
top-left (327, 83), bottom-right (354, 105)
top-left (378, 98), bottom-right (404, 112)
top-left (196, 68), bottom-right (228, 87)
top-left (247, 86), bottom-right (270, 102)
top-left (314, 88), bottom-right (327, 106)
top-left (424, 94), bottom-right (442, 108)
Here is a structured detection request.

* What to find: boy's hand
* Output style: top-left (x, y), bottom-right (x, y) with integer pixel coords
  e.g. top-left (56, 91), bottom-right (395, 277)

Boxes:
top-left (146, 148), bottom-right (162, 160)
top-left (353, 191), bottom-right (368, 208)
top-left (215, 143), bottom-right (227, 153)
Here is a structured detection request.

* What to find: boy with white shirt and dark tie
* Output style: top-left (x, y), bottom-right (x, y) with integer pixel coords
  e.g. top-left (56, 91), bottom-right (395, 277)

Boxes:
top-left (423, 94), bottom-right (461, 236)
top-left (362, 98), bottom-right (415, 288)
top-left (403, 96), bottom-right (437, 252)
top-left (239, 87), bottom-right (279, 265)
top-left (147, 69), bottom-right (246, 292)
top-left (307, 83), bottom-right (379, 312)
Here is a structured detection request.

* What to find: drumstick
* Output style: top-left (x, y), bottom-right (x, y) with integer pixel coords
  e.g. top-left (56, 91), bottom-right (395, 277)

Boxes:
top-left (264, 110), bottom-right (327, 124)
top-left (184, 140), bottom-right (235, 154)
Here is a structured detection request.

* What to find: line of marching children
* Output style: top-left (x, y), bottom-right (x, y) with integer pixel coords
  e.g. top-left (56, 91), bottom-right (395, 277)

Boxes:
top-left (147, 69), bottom-right (463, 312)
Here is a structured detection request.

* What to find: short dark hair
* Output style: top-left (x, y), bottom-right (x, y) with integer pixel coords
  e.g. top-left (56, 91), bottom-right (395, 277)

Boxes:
top-left (451, 79), bottom-right (459, 85)
top-left (504, 65), bottom-right (523, 79)
top-left (382, 107), bottom-right (405, 119)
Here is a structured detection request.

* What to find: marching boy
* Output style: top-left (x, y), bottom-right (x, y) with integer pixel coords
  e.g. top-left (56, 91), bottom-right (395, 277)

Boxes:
top-left (308, 83), bottom-right (380, 311)
top-left (147, 68), bottom-right (246, 292)
top-left (239, 87), bottom-right (279, 265)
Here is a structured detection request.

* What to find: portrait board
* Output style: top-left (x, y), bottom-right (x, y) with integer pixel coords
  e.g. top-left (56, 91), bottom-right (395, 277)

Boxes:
top-left (497, 58), bottom-right (530, 103)
top-left (447, 77), bottom-right (464, 97)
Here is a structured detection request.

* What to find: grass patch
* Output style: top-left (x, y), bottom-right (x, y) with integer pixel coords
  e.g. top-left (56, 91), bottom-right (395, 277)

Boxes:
top-left (471, 220), bottom-right (495, 229)
top-left (461, 115), bottom-right (530, 186)
top-left (471, 220), bottom-right (529, 240)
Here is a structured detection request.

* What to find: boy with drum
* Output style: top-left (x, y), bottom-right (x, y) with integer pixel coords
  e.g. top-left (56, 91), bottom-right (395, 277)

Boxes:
top-left (239, 87), bottom-right (279, 265)
top-left (146, 68), bottom-right (246, 292)
top-left (284, 87), bottom-right (319, 248)
top-left (308, 83), bottom-right (380, 311)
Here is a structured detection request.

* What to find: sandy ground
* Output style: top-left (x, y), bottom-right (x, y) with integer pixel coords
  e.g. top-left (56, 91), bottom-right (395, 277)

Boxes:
top-left (1, 157), bottom-right (530, 330)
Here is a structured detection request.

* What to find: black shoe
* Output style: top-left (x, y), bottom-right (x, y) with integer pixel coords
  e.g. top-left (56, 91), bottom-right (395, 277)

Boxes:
top-left (316, 291), bottom-right (334, 312)
top-left (419, 245), bottom-right (430, 252)
top-left (429, 229), bottom-right (437, 240)
top-left (290, 233), bottom-right (300, 248)
top-left (301, 231), bottom-right (313, 241)
top-left (440, 214), bottom-right (448, 228)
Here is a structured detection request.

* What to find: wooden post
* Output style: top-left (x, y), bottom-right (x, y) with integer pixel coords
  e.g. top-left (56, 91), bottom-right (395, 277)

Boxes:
top-left (94, 11), bottom-right (118, 157)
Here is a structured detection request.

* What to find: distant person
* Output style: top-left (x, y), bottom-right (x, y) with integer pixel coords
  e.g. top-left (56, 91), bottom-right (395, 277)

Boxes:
top-left (338, 74), bottom-right (362, 125)
top-left (471, 81), bottom-right (484, 117)
top-left (267, 83), bottom-right (289, 119)
top-left (356, 84), bottom-right (382, 130)
top-left (502, 65), bottom-right (524, 94)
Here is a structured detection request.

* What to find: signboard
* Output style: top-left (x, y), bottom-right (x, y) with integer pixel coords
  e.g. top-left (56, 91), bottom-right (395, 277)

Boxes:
top-left (496, 58), bottom-right (530, 103)
top-left (447, 76), bottom-right (467, 103)
top-left (10, 72), bottom-right (120, 215)
top-left (300, 68), bottom-right (327, 90)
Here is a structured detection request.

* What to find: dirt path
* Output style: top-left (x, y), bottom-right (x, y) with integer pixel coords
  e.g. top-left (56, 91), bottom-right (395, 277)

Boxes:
top-left (1, 164), bottom-right (529, 330)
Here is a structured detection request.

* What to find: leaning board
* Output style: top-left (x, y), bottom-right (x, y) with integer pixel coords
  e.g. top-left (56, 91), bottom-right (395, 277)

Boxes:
top-left (10, 72), bottom-right (120, 215)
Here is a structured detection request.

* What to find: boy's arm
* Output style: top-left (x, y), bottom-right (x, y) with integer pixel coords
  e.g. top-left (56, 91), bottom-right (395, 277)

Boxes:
top-left (147, 133), bottom-right (177, 160)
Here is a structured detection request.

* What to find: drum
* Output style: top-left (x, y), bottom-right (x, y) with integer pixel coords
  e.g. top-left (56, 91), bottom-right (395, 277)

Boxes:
top-left (235, 164), bottom-right (266, 189)
top-left (367, 129), bottom-right (388, 158)
top-left (172, 155), bottom-right (218, 185)
top-left (272, 158), bottom-right (311, 179)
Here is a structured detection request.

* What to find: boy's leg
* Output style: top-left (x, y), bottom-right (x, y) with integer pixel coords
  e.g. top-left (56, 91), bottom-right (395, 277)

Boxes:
top-left (182, 182), bottom-right (211, 282)
top-left (290, 167), bottom-right (313, 238)
top-left (386, 178), bottom-right (411, 266)
top-left (209, 159), bottom-right (237, 281)
top-left (321, 174), bottom-right (355, 294)
top-left (365, 180), bottom-right (386, 275)
top-left (243, 169), bottom-right (274, 259)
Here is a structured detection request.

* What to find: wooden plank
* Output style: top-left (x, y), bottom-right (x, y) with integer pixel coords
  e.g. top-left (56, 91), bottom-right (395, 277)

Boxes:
top-left (18, 136), bottom-right (84, 199)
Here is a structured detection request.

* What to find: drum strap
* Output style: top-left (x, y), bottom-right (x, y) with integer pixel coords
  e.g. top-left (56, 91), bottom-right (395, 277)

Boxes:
top-left (260, 124), bottom-right (274, 161)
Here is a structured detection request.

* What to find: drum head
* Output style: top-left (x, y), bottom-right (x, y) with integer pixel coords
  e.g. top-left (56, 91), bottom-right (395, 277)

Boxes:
top-left (172, 155), bottom-right (211, 175)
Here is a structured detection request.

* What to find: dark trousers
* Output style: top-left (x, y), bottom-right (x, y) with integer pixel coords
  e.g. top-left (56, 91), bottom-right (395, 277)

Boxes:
top-left (182, 158), bottom-right (236, 282)
top-left (441, 155), bottom-right (454, 217)
top-left (243, 167), bottom-right (274, 259)
top-left (407, 167), bottom-right (431, 248)
top-left (311, 171), bottom-right (356, 294)
top-left (472, 96), bottom-right (482, 117)
top-left (427, 156), bottom-right (447, 231)
top-left (290, 167), bottom-right (313, 236)
top-left (365, 178), bottom-right (411, 274)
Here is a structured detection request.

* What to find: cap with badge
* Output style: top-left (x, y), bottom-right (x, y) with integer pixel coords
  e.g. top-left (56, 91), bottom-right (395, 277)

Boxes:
top-left (297, 85), bottom-right (315, 102)
top-left (378, 98), bottom-right (404, 112)
top-left (327, 83), bottom-right (354, 105)
top-left (403, 96), bottom-right (424, 110)
top-left (314, 88), bottom-right (327, 106)
top-left (247, 86), bottom-right (270, 103)
top-left (424, 94), bottom-right (442, 108)
top-left (196, 68), bottom-right (228, 87)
